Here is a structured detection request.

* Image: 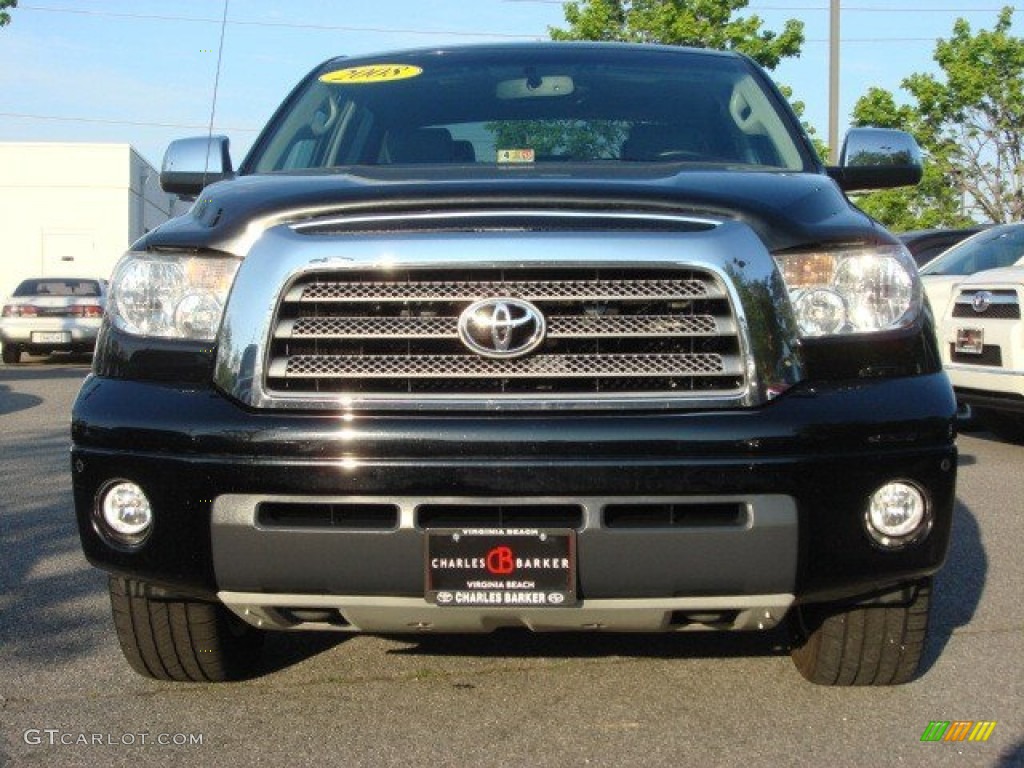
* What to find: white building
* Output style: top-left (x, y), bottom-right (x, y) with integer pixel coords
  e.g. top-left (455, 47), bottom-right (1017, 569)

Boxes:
top-left (0, 142), bottom-right (187, 296)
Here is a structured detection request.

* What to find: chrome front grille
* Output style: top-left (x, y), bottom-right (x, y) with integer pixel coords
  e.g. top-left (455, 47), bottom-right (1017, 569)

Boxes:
top-left (265, 268), bottom-right (745, 399)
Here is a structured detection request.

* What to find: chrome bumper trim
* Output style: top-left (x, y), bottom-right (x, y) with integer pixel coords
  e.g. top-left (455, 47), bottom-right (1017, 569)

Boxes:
top-left (219, 592), bottom-right (795, 633)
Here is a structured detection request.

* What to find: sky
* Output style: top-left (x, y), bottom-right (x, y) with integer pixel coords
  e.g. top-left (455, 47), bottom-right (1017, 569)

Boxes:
top-left (0, 1), bottom-right (1021, 169)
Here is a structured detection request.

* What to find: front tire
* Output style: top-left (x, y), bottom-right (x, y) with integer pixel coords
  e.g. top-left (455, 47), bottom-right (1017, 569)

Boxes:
top-left (108, 576), bottom-right (264, 682)
top-left (790, 578), bottom-right (931, 686)
top-left (2, 344), bottom-right (20, 364)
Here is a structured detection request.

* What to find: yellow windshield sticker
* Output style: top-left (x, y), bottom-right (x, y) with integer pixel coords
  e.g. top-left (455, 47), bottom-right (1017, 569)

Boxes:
top-left (497, 149), bottom-right (536, 164)
top-left (319, 64), bottom-right (423, 84)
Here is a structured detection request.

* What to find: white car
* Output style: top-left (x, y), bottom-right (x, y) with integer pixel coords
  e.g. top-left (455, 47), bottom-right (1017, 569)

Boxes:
top-left (0, 277), bottom-right (108, 364)
top-left (932, 224), bottom-right (1024, 442)
top-left (919, 224), bottom-right (1023, 321)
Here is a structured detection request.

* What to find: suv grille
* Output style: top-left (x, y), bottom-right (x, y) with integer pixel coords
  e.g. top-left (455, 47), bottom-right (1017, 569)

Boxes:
top-left (265, 267), bottom-right (744, 398)
top-left (952, 289), bottom-right (1020, 319)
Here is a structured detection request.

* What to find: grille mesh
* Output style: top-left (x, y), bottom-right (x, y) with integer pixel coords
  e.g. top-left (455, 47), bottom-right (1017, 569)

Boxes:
top-left (276, 353), bottom-right (734, 379)
top-left (291, 278), bottom-right (715, 302)
top-left (952, 304), bottom-right (1021, 319)
top-left (279, 314), bottom-right (725, 339)
top-left (952, 290), bottom-right (1020, 319)
top-left (266, 267), bottom-right (744, 400)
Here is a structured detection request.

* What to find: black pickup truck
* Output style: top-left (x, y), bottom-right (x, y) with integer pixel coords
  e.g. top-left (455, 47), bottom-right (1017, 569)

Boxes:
top-left (71, 42), bottom-right (956, 685)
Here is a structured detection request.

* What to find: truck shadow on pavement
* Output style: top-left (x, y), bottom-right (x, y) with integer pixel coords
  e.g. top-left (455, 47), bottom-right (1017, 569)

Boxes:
top-left (0, 430), bottom-right (110, 668)
top-left (0, 364), bottom-right (90, 418)
top-left (920, 496), bottom-right (986, 676)
top-left (997, 739), bottom-right (1024, 768)
top-left (0, 383), bottom-right (42, 416)
top-left (257, 634), bottom-right (351, 676)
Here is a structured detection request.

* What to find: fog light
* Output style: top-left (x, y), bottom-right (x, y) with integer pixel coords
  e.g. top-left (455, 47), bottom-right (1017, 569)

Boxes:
top-left (865, 481), bottom-right (930, 548)
top-left (94, 481), bottom-right (153, 547)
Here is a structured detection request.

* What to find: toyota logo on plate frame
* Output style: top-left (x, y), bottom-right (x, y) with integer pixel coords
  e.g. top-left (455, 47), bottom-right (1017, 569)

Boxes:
top-left (457, 298), bottom-right (546, 358)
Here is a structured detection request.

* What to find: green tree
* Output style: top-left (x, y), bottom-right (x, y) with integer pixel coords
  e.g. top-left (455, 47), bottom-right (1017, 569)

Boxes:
top-left (550, 0), bottom-right (804, 71)
top-left (492, 120), bottom-right (628, 160)
top-left (540, 1), bottom-right (817, 159)
top-left (1, 0), bottom-right (17, 28)
top-left (849, 89), bottom-right (969, 231)
top-left (851, 7), bottom-right (1024, 228)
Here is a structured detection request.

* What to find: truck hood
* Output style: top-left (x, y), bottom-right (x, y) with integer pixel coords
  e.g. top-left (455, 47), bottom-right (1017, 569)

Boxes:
top-left (138, 165), bottom-right (885, 256)
top-left (951, 265), bottom-right (1024, 287)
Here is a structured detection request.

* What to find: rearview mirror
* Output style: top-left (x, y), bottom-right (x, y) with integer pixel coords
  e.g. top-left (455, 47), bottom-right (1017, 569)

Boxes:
top-left (160, 135), bottom-right (234, 198)
top-left (496, 75), bottom-right (574, 100)
top-left (828, 128), bottom-right (923, 191)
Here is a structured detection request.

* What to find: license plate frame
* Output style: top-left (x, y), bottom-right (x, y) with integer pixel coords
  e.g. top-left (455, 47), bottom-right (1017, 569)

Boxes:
top-left (425, 528), bottom-right (577, 608)
top-left (955, 327), bottom-right (984, 355)
top-left (30, 331), bottom-right (71, 345)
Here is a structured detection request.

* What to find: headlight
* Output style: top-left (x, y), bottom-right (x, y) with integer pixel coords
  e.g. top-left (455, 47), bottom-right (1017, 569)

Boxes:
top-left (774, 244), bottom-right (921, 337)
top-left (109, 252), bottom-right (241, 340)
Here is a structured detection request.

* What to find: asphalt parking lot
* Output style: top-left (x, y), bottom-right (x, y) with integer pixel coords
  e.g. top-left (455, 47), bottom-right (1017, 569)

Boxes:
top-left (1, 359), bottom-right (1021, 768)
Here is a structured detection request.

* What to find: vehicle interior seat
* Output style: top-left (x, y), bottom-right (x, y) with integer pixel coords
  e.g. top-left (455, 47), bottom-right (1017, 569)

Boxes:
top-left (383, 128), bottom-right (455, 163)
top-left (620, 122), bottom-right (711, 161)
top-left (451, 140), bottom-right (476, 163)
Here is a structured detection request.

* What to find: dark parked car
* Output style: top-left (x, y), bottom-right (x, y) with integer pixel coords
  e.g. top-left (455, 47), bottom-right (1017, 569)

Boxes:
top-left (1, 277), bottom-right (107, 364)
top-left (898, 226), bottom-right (989, 268)
top-left (71, 43), bottom-right (956, 686)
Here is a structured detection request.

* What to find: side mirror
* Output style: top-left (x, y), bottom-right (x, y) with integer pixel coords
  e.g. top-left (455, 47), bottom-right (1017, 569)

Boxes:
top-left (827, 128), bottom-right (923, 191)
top-left (160, 135), bottom-right (234, 198)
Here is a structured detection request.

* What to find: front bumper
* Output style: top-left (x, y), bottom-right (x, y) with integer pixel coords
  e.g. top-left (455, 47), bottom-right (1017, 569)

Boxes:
top-left (0, 317), bottom-right (101, 348)
top-left (951, 378), bottom-right (1024, 414)
top-left (71, 372), bottom-right (957, 621)
top-left (947, 358), bottom-right (1024, 414)
top-left (941, 291), bottom-right (1024, 410)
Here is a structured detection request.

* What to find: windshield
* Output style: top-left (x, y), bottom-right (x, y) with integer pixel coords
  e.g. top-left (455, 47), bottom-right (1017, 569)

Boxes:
top-left (920, 225), bottom-right (1024, 276)
top-left (13, 279), bottom-right (102, 297)
top-left (246, 46), bottom-right (808, 174)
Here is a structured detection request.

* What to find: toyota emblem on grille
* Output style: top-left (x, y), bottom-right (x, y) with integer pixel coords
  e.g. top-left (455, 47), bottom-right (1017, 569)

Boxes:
top-left (972, 291), bottom-right (993, 313)
top-left (458, 298), bottom-right (546, 358)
